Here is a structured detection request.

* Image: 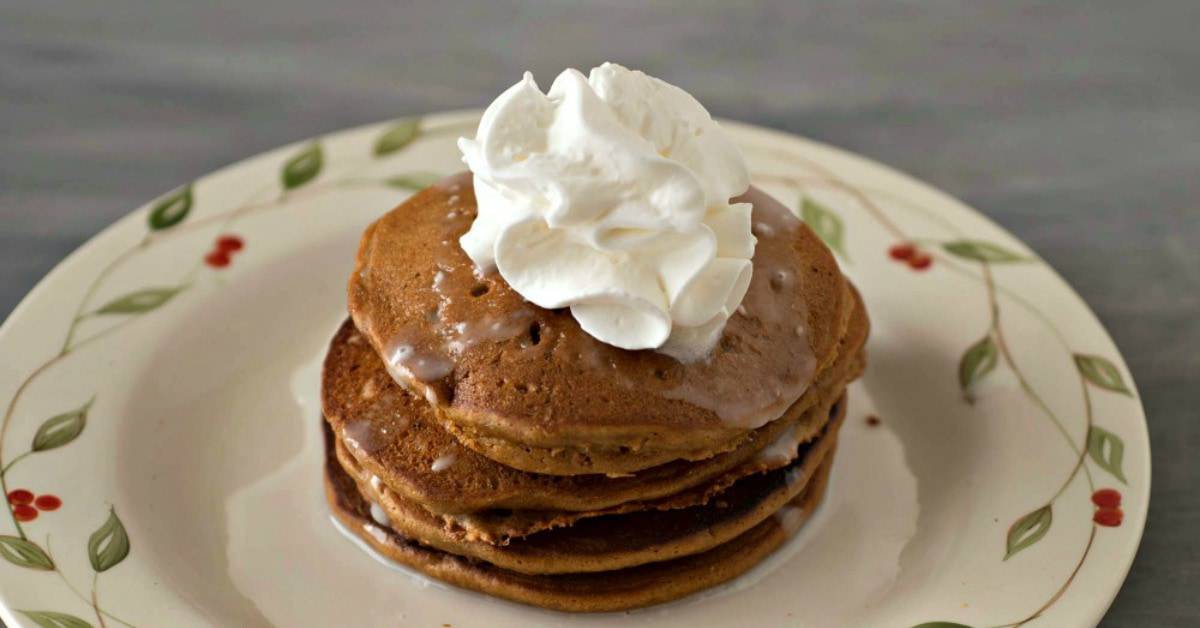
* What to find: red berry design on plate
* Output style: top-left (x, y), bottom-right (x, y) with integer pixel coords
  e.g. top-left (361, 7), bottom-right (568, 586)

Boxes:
top-left (908, 252), bottom-right (933, 270)
top-left (12, 504), bottom-right (38, 522)
top-left (888, 243), bottom-right (916, 260)
top-left (888, 242), bottom-right (933, 271)
top-left (1094, 508), bottom-right (1124, 527)
top-left (8, 489), bottom-right (65, 521)
top-left (7, 489), bottom-right (33, 505)
top-left (34, 494), bottom-right (62, 511)
top-left (205, 250), bottom-right (231, 268)
top-left (205, 233), bottom-right (246, 269)
top-left (216, 234), bottom-right (245, 252)
top-left (1092, 488), bottom-right (1121, 509)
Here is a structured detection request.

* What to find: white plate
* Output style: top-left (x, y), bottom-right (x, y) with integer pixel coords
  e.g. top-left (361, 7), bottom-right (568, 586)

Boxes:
top-left (0, 111), bottom-right (1148, 628)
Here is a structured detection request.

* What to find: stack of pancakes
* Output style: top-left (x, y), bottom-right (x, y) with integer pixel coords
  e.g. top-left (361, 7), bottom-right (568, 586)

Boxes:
top-left (321, 174), bottom-right (869, 612)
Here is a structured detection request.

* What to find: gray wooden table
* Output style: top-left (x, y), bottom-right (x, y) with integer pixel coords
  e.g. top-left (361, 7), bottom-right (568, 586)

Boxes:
top-left (1, 2), bottom-right (1196, 626)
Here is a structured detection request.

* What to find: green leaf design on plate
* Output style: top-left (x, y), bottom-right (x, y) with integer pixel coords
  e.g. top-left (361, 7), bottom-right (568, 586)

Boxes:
top-left (1074, 354), bottom-right (1132, 396)
top-left (88, 508), bottom-right (130, 573)
top-left (94, 286), bottom-right (182, 316)
top-left (374, 119), bottom-right (421, 156)
top-left (19, 611), bottom-right (94, 628)
top-left (1005, 504), bottom-right (1052, 560)
top-left (800, 197), bottom-right (849, 260)
top-left (0, 536), bottom-right (54, 570)
top-left (386, 172), bottom-right (443, 191)
top-left (282, 143), bottom-right (323, 190)
top-left (31, 399), bottom-right (92, 452)
top-left (912, 623), bottom-right (974, 628)
top-left (958, 335), bottom-right (997, 402)
top-left (942, 240), bottom-right (1029, 263)
top-left (146, 184), bottom-right (193, 231)
top-left (1088, 426), bottom-right (1127, 483)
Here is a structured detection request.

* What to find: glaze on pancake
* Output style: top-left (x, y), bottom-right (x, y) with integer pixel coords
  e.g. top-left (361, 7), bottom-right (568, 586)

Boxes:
top-left (323, 292), bottom-right (864, 518)
top-left (325, 428), bottom-right (835, 612)
top-left (348, 175), bottom-right (851, 475)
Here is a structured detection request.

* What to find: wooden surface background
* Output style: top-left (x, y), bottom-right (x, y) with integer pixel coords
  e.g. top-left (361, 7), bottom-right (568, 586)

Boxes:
top-left (1, 2), bottom-right (1197, 626)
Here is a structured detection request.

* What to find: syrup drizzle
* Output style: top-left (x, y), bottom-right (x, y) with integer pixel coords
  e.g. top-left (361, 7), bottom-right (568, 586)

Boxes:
top-left (659, 187), bottom-right (816, 427)
top-left (430, 453), bottom-right (457, 473)
top-left (755, 424), bottom-right (804, 465)
top-left (378, 180), bottom-right (534, 393)
top-left (369, 502), bottom-right (391, 526)
top-left (342, 415), bottom-right (410, 457)
top-left (446, 311), bottom-right (534, 355)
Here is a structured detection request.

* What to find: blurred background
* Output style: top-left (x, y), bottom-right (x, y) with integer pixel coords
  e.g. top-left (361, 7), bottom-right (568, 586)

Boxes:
top-left (1, 1), bottom-right (1197, 626)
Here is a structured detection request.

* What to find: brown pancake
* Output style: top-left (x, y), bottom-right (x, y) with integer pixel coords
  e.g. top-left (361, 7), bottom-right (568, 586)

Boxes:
top-left (348, 174), bottom-right (852, 475)
top-left (326, 432), bottom-right (835, 612)
top-left (440, 282), bottom-right (864, 478)
top-left (322, 290), bottom-right (864, 517)
top-left (334, 406), bottom-right (841, 572)
top-left (424, 391), bottom-right (846, 543)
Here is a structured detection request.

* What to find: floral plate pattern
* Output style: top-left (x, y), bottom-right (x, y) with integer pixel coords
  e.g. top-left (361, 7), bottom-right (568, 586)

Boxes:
top-left (0, 111), bottom-right (1148, 628)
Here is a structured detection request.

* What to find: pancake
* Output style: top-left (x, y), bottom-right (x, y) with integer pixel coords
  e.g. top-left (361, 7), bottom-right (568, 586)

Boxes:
top-left (335, 392), bottom-right (845, 543)
top-left (348, 174), bottom-right (853, 475)
top-left (326, 430), bottom-right (835, 612)
top-left (425, 391), bottom-right (845, 543)
top-left (332, 388), bottom-right (848, 543)
top-left (440, 282), bottom-right (864, 479)
top-left (334, 404), bottom-right (841, 572)
top-left (323, 289), bottom-right (865, 517)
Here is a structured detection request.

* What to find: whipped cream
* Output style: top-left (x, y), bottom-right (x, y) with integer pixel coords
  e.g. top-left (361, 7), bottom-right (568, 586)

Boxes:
top-left (458, 63), bottom-right (755, 362)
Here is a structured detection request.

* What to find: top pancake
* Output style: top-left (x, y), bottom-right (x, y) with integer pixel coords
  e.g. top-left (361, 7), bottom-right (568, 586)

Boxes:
top-left (349, 174), bottom-right (851, 475)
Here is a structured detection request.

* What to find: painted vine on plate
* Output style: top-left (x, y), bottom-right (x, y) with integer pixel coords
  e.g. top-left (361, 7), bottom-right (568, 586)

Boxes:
top-left (0, 116), bottom-right (471, 626)
top-left (751, 154), bottom-right (1137, 628)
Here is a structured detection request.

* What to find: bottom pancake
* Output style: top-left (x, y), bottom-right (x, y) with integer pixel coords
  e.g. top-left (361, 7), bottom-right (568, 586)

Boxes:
top-left (326, 437), bottom-right (835, 612)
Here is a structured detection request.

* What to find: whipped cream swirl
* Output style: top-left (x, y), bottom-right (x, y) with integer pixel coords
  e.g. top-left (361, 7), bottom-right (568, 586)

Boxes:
top-left (458, 63), bottom-right (755, 362)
